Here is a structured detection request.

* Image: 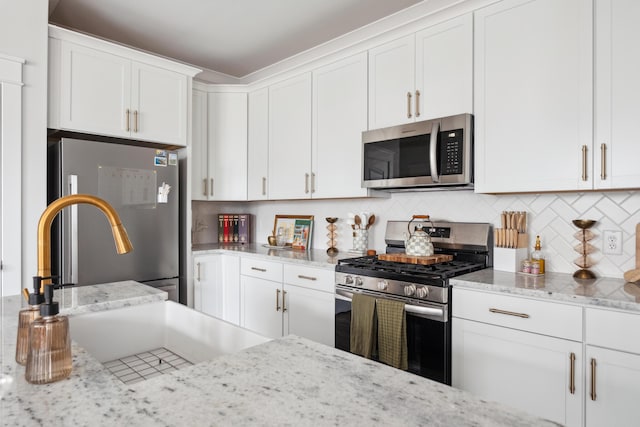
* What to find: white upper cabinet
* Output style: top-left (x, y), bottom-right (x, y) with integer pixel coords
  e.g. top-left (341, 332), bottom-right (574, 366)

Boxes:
top-left (48, 26), bottom-right (199, 147)
top-left (247, 87), bottom-right (270, 200)
top-left (312, 52), bottom-right (369, 198)
top-left (268, 73), bottom-right (312, 200)
top-left (594, 0), bottom-right (640, 189)
top-left (473, 0), bottom-right (593, 193)
top-left (368, 14), bottom-right (473, 130)
top-left (191, 89), bottom-right (208, 200)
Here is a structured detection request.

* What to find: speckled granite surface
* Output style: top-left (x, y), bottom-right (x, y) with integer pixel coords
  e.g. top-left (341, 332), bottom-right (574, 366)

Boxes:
top-left (451, 269), bottom-right (640, 313)
top-left (0, 281), bottom-right (559, 426)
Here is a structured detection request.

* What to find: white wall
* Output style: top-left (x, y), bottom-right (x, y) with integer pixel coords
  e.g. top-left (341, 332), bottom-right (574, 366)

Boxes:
top-left (193, 189), bottom-right (640, 279)
top-left (0, 0), bottom-right (48, 295)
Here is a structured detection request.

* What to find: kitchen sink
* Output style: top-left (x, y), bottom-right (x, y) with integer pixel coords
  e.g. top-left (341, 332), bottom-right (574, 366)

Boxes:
top-left (69, 300), bottom-right (270, 365)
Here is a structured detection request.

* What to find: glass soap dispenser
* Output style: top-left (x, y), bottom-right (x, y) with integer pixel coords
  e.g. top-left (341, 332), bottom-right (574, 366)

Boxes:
top-left (25, 282), bottom-right (72, 384)
top-left (15, 276), bottom-right (45, 365)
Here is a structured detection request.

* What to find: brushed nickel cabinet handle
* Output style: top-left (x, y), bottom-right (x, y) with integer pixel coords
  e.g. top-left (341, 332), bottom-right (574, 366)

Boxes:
top-left (125, 109), bottom-right (130, 132)
top-left (415, 90), bottom-right (420, 118)
top-left (203, 178), bottom-right (207, 197)
top-left (305, 173), bottom-right (310, 194)
top-left (311, 173), bottom-right (316, 193)
top-left (133, 110), bottom-right (139, 133)
top-left (569, 352), bottom-right (576, 394)
top-left (407, 92), bottom-right (412, 118)
top-left (282, 290), bottom-right (287, 312)
top-left (276, 289), bottom-right (281, 312)
top-left (590, 358), bottom-right (597, 401)
top-left (601, 143), bottom-right (607, 180)
top-left (210, 178), bottom-right (214, 196)
top-left (196, 262), bottom-right (201, 282)
top-left (488, 308), bottom-right (530, 318)
top-left (581, 145), bottom-right (588, 181)
top-left (298, 275), bottom-right (317, 281)
top-left (262, 177), bottom-right (266, 196)
top-left (251, 267), bottom-right (267, 272)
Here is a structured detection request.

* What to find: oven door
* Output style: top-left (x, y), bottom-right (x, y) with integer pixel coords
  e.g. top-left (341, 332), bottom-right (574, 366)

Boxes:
top-left (335, 286), bottom-right (451, 385)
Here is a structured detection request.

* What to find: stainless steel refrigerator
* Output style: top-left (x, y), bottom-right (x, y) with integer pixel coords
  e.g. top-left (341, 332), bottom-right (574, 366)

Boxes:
top-left (48, 137), bottom-right (180, 301)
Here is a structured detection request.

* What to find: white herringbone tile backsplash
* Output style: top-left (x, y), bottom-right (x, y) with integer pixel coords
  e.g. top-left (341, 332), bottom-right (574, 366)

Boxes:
top-left (193, 190), bottom-right (640, 279)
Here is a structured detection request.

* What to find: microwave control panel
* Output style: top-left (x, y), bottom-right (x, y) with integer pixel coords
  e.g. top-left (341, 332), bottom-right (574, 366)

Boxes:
top-left (440, 129), bottom-right (463, 175)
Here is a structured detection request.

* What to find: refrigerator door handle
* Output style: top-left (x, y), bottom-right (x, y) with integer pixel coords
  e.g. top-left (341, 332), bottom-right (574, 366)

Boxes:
top-left (68, 175), bottom-right (79, 285)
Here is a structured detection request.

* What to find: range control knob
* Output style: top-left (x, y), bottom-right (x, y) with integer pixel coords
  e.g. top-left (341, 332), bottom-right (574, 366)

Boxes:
top-left (404, 284), bottom-right (416, 297)
top-left (416, 286), bottom-right (429, 299)
top-left (377, 280), bottom-right (388, 291)
top-left (345, 275), bottom-right (353, 285)
top-left (354, 276), bottom-right (363, 287)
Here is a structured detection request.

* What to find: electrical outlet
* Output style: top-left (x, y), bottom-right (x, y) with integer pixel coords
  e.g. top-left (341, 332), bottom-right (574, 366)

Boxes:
top-left (603, 230), bottom-right (623, 255)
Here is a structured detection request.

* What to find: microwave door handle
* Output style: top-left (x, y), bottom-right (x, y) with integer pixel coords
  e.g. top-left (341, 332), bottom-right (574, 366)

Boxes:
top-left (429, 121), bottom-right (440, 183)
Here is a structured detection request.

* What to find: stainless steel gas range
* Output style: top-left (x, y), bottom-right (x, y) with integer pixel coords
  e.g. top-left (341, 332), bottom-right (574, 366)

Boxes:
top-left (334, 220), bottom-right (492, 385)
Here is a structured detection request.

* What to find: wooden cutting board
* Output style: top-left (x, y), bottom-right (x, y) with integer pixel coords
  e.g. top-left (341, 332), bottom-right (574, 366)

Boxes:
top-left (378, 253), bottom-right (453, 265)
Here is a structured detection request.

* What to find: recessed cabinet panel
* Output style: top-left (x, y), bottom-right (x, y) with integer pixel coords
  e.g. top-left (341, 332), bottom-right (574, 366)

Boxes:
top-left (191, 90), bottom-right (208, 200)
top-left (247, 88), bottom-right (269, 200)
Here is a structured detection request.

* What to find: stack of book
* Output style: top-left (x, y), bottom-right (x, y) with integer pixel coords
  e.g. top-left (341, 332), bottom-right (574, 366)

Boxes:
top-left (218, 214), bottom-right (252, 244)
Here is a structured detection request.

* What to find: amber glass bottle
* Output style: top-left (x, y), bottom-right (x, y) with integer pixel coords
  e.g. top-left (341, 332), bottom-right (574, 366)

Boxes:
top-left (531, 235), bottom-right (545, 274)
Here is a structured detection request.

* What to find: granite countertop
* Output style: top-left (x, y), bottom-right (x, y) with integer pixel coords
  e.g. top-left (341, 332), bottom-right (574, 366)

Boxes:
top-left (451, 269), bottom-right (640, 313)
top-left (192, 243), bottom-right (355, 268)
top-left (0, 281), bottom-right (558, 426)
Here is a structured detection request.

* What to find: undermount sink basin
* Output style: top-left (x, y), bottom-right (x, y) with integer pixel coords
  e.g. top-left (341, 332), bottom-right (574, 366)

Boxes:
top-left (69, 300), bottom-right (270, 364)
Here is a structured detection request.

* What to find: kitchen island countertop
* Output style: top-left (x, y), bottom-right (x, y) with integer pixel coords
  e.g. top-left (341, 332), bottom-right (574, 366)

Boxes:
top-left (0, 281), bottom-right (558, 426)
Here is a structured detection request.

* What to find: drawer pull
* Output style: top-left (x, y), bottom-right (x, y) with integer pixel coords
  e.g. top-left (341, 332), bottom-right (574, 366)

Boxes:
top-left (251, 267), bottom-right (267, 272)
top-left (488, 308), bottom-right (530, 318)
top-left (569, 352), bottom-right (576, 394)
top-left (591, 358), bottom-right (597, 401)
top-left (297, 274), bottom-right (317, 281)
top-left (276, 289), bottom-right (281, 312)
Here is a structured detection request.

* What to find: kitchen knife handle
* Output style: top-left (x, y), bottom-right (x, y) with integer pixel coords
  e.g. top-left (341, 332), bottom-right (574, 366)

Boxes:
top-left (600, 143), bottom-right (607, 180)
top-left (581, 145), bottom-right (588, 181)
top-left (305, 173), bottom-right (310, 194)
top-left (415, 90), bottom-right (420, 118)
top-left (569, 352), bottom-right (576, 394)
top-left (133, 110), bottom-right (139, 133)
top-left (276, 289), bottom-right (281, 312)
top-left (282, 290), bottom-right (287, 312)
top-left (262, 177), bottom-right (266, 196)
top-left (590, 358), bottom-right (597, 401)
top-left (125, 109), bottom-right (130, 132)
top-left (407, 92), bottom-right (412, 118)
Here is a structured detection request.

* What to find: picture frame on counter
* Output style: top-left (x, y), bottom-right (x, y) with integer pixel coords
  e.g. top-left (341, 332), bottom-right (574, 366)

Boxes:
top-left (273, 215), bottom-right (314, 250)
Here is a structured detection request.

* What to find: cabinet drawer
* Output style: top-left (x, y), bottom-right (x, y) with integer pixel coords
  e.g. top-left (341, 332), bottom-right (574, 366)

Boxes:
top-left (452, 288), bottom-right (582, 341)
top-left (586, 307), bottom-right (640, 354)
top-left (283, 264), bottom-right (334, 293)
top-left (240, 257), bottom-right (282, 282)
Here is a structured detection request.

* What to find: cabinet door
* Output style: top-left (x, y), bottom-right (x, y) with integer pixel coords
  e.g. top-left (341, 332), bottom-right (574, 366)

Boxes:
top-left (415, 14), bottom-right (472, 120)
top-left (284, 284), bottom-right (335, 347)
top-left (586, 346), bottom-right (640, 427)
top-left (268, 73), bottom-right (312, 199)
top-left (193, 254), bottom-right (222, 317)
top-left (208, 92), bottom-right (248, 200)
top-left (59, 42), bottom-right (131, 138)
top-left (131, 62), bottom-right (188, 146)
top-left (368, 35), bottom-right (415, 129)
top-left (474, 0), bottom-right (592, 193)
top-left (312, 53), bottom-right (368, 199)
top-left (240, 276), bottom-right (283, 339)
top-left (247, 87), bottom-right (269, 200)
top-left (594, 0), bottom-right (640, 189)
top-left (452, 318), bottom-right (583, 427)
top-left (191, 90), bottom-right (208, 201)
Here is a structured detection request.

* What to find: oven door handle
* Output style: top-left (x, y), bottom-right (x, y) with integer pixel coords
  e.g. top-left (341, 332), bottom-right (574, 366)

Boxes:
top-left (335, 288), bottom-right (447, 321)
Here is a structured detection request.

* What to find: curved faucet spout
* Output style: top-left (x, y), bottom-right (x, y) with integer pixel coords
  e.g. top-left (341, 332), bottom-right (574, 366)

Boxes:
top-left (37, 194), bottom-right (133, 283)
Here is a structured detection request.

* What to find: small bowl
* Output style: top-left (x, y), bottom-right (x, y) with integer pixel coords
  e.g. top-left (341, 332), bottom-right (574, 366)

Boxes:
top-left (572, 219), bottom-right (596, 229)
top-left (267, 235), bottom-right (277, 246)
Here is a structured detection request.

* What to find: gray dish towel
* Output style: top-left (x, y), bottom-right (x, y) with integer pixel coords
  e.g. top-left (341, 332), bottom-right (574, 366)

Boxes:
top-left (376, 298), bottom-right (408, 370)
top-left (349, 293), bottom-right (377, 359)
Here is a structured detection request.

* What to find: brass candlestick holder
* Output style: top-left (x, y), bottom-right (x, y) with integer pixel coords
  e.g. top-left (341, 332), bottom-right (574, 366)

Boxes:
top-left (326, 217), bottom-right (338, 255)
top-left (572, 219), bottom-right (597, 279)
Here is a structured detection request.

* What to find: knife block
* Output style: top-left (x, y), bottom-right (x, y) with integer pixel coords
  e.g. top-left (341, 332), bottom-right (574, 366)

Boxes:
top-left (494, 247), bottom-right (528, 272)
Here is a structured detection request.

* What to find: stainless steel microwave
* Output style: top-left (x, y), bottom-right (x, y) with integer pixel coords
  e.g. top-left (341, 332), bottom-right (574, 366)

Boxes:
top-left (362, 113), bottom-right (473, 190)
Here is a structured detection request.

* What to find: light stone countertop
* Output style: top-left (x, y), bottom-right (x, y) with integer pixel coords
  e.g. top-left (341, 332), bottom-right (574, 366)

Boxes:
top-left (0, 281), bottom-right (559, 426)
top-left (451, 269), bottom-right (640, 313)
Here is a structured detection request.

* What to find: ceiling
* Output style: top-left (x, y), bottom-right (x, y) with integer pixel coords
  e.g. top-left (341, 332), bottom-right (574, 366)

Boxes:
top-left (48, 0), bottom-right (423, 80)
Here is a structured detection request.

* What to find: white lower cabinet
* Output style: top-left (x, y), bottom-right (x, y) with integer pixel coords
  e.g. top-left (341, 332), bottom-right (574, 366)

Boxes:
top-left (240, 257), bottom-right (334, 346)
top-left (452, 288), bottom-right (583, 426)
top-left (193, 254), bottom-right (240, 325)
